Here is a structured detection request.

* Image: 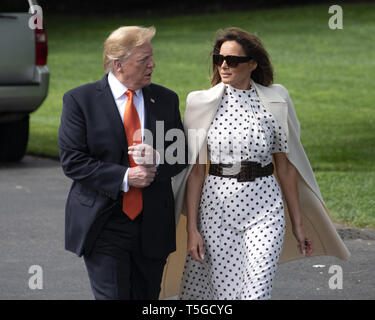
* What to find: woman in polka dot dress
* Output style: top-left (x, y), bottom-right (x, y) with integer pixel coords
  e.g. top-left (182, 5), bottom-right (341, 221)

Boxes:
top-left (178, 28), bottom-right (313, 300)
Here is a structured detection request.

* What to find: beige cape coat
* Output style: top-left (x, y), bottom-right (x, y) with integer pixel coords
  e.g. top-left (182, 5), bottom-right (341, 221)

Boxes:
top-left (159, 80), bottom-right (350, 299)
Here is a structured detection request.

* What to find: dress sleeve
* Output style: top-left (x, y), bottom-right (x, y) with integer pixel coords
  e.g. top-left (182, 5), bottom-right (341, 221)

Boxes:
top-left (271, 120), bottom-right (289, 154)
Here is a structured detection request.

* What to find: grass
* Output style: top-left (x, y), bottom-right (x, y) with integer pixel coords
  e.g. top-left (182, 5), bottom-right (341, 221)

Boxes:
top-left (28, 3), bottom-right (375, 228)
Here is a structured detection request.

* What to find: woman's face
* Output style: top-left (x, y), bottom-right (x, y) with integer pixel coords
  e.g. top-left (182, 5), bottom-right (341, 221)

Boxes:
top-left (218, 40), bottom-right (257, 90)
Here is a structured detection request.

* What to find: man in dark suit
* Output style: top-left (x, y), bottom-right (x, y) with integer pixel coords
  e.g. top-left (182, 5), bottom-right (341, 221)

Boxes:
top-left (58, 26), bottom-right (187, 300)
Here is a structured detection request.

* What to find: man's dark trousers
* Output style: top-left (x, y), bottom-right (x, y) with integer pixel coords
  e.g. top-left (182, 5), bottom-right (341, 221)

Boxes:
top-left (83, 200), bottom-right (166, 300)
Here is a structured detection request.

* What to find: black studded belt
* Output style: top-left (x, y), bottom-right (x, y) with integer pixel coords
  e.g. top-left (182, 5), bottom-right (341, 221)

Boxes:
top-left (209, 161), bottom-right (274, 182)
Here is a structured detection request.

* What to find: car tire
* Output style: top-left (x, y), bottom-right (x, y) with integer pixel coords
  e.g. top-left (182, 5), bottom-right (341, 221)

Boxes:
top-left (0, 115), bottom-right (29, 162)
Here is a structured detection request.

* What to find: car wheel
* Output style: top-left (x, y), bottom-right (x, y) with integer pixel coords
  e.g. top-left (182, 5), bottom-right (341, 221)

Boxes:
top-left (0, 115), bottom-right (29, 162)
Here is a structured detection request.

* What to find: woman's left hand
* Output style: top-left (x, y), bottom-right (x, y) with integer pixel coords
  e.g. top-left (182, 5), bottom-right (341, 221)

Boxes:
top-left (292, 225), bottom-right (313, 256)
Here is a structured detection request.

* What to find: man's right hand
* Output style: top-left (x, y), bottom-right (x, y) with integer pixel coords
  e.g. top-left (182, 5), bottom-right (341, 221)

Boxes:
top-left (128, 166), bottom-right (157, 188)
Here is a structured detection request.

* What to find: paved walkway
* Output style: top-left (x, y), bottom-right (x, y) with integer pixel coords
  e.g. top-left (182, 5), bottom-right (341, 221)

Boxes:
top-left (0, 156), bottom-right (374, 300)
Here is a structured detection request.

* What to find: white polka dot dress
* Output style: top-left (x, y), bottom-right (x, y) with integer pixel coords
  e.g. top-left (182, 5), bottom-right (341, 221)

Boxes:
top-left (179, 84), bottom-right (289, 300)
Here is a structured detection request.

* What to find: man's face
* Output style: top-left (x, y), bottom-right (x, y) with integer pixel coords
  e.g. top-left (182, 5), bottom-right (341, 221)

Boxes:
top-left (115, 41), bottom-right (155, 90)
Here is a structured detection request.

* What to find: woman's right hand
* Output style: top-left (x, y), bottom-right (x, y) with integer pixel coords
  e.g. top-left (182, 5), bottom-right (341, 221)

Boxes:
top-left (187, 229), bottom-right (205, 264)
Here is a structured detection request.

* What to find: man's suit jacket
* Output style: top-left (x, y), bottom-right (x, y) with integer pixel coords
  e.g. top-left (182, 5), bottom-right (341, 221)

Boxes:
top-left (58, 74), bottom-right (187, 259)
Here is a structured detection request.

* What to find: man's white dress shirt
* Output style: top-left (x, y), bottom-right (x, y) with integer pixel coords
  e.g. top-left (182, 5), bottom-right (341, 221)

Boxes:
top-left (108, 71), bottom-right (158, 193)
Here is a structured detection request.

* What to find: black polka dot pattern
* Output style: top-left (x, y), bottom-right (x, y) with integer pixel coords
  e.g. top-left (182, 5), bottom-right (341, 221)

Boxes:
top-left (178, 84), bottom-right (288, 300)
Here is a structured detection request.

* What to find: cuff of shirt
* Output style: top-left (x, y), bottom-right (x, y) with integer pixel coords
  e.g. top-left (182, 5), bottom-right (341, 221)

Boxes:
top-left (155, 150), bottom-right (161, 168)
top-left (122, 169), bottom-right (130, 193)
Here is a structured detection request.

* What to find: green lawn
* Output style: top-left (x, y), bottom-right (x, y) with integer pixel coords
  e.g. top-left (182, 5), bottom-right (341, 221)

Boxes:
top-left (28, 3), bottom-right (375, 228)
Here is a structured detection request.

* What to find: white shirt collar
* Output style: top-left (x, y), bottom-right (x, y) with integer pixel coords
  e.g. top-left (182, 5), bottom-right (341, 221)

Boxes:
top-left (108, 71), bottom-right (142, 99)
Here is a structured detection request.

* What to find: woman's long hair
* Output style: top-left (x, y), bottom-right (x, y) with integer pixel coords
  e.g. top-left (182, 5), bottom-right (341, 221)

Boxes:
top-left (211, 27), bottom-right (274, 87)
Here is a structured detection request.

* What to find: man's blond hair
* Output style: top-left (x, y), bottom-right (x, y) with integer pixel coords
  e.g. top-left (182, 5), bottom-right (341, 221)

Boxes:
top-left (103, 26), bottom-right (156, 73)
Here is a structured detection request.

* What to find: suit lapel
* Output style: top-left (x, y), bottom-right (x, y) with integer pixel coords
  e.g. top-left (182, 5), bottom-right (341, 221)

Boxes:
top-left (96, 75), bottom-right (128, 154)
top-left (142, 85), bottom-right (157, 146)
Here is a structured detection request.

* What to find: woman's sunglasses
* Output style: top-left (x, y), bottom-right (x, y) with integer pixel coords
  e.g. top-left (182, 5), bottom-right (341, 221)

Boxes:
top-left (213, 54), bottom-right (252, 68)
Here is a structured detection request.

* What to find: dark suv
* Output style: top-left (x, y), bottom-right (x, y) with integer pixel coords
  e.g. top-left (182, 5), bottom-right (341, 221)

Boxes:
top-left (0, 0), bottom-right (49, 161)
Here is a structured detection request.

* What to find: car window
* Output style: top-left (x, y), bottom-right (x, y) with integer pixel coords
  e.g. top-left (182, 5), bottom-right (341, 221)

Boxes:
top-left (0, 1), bottom-right (31, 13)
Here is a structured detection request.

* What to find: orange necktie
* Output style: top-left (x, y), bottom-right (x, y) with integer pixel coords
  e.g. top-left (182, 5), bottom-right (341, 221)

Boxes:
top-left (122, 89), bottom-right (143, 220)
